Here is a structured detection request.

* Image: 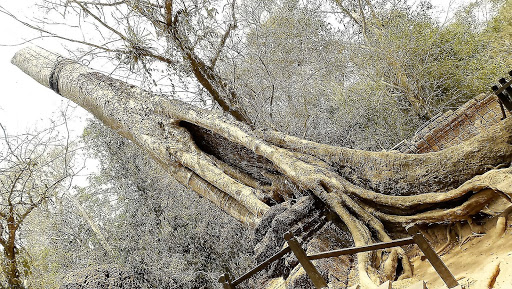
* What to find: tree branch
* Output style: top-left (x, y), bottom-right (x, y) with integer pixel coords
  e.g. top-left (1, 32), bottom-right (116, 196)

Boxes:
top-left (170, 15), bottom-right (254, 126)
top-left (333, 0), bottom-right (362, 27)
top-left (211, 0), bottom-right (236, 68)
top-left (71, 0), bottom-right (128, 42)
top-left (210, 23), bottom-right (234, 68)
top-left (357, 0), bottom-right (368, 39)
top-left (75, 0), bottom-right (126, 7)
top-left (165, 0), bottom-right (173, 28)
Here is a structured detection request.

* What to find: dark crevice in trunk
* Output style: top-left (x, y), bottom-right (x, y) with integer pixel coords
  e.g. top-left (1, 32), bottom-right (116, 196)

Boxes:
top-left (179, 121), bottom-right (278, 185)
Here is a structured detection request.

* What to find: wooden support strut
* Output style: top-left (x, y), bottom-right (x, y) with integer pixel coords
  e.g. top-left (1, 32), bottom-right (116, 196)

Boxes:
top-left (284, 231), bottom-right (328, 289)
top-left (406, 225), bottom-right (460, 289)
top-left (219, 225), bottom-right (459, 288)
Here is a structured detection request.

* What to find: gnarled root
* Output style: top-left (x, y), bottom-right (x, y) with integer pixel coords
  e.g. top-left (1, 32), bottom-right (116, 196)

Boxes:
top-left (327, 196), bottom-right (380, 288)
top-left (382, 248), bottom-right (398, 281)
top-left (253, 196), bottom-right (327, 279)
top-left (493, 205), bottom-right (512, 238)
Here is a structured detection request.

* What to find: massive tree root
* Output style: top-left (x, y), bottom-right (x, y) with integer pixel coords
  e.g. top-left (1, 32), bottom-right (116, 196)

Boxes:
top-left (12, 46), bottom-right (512, 288)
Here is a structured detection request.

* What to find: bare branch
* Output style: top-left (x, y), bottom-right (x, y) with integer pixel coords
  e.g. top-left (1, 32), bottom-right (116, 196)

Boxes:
top-left (210, 23), bottom-right (234, 68)
top-left (363, 0), bottom-right (377, 21)
top-left (358, 0), bottom-right (367, 39)
top-left (0, 6), bottom-right (125, 53)
top-left (165, 0), bottom-right (173, 28)
top-left (333, 0), bottom-right (362, 26)
top-left (71, 0), bottom-right (128, 41)
top-left (76, 0), bottom-right (126, 7)
top-left (211, 0), bottom-right (236, 68)
top-left (0, 124), bottom-right (20, 163)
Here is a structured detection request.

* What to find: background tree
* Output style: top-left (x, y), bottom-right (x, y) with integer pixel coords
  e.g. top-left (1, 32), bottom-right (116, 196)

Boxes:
top-left (21, 119), bottom-right (255, 288)
top-left (226, 2), bottom-right (348, 145)
top-left (0, 116), bottom-right (78, 289)
top-left (343, 0), bottom-right (512, 115)
top-left (3, 0), bottom-right (511, 149)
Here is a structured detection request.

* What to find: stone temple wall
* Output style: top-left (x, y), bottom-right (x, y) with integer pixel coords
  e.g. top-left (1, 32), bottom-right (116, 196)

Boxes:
top-left (393, 93), bottom-right (506, 154)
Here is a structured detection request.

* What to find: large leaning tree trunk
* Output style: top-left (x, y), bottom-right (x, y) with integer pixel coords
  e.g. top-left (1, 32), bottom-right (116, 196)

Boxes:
top-left (12, 46), bottom-right (512, 288)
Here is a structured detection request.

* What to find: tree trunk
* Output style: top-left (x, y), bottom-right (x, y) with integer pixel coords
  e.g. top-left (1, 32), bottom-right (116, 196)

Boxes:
top-left (3, 216), bottom-right (22, 289)
top-left (12, 46), bottom-right (512, 287)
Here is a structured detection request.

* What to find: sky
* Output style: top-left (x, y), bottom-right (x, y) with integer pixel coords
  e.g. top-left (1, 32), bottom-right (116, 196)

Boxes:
top-left (0, 1), bottom-right (97, 185)
top-left (0, 0), bottom-right (462, 134)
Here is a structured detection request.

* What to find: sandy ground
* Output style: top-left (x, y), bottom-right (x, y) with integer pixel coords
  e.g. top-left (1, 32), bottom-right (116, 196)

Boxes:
top-left (397, 213), bottom-right (512, 289)
top-left (265, 209), bottom-right (512, 289)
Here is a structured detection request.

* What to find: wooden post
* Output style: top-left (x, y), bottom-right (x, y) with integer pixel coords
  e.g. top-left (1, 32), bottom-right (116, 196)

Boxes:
top-left (498, 100), bottom-right (507, 120)
top-left (406, 225), bottom-right (459, 288)
top-left (218, 272), bottom-right (235, 289)
top-left (492, 84), bottom-right (512, 111)
top-left (284, 231), bottom-right (328, 289)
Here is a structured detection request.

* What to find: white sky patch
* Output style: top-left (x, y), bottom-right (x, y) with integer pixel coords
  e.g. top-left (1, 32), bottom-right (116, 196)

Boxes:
top-left (428, 0), bottom-right (461, 23)
top-left (0, 1), bottom-right (97, 187)
top-left (0, 1), bottom-right (86, 134)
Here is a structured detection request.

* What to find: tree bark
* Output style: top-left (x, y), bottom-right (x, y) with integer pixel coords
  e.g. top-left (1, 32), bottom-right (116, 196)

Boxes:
top-left (12, 46), bottom-right (512, 287)
top-left (2, 215), bottom-right (22, 289)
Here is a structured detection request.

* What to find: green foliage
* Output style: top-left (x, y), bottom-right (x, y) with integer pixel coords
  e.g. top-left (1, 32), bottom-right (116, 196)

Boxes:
top-left (230, 2), bottom-right (350, 146)
top-left (346, 0), bottom-right (512, 129)
top-left (230, 0), bottom-right (512, 149)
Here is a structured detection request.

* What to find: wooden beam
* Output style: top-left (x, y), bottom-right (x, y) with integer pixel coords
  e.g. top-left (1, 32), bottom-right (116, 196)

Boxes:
top-left (284, 231), bottom-right (328, 289)
top-left (492, 72), bottom-right (512, 95)
top-left (406, 225), bottom-right (459, 288)
top-left (308, 237), bottom-right (414, 260)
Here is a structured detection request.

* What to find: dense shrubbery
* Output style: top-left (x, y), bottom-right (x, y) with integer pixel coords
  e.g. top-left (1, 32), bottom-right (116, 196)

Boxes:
top-left (24, 120), bottom-right (254, 288)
